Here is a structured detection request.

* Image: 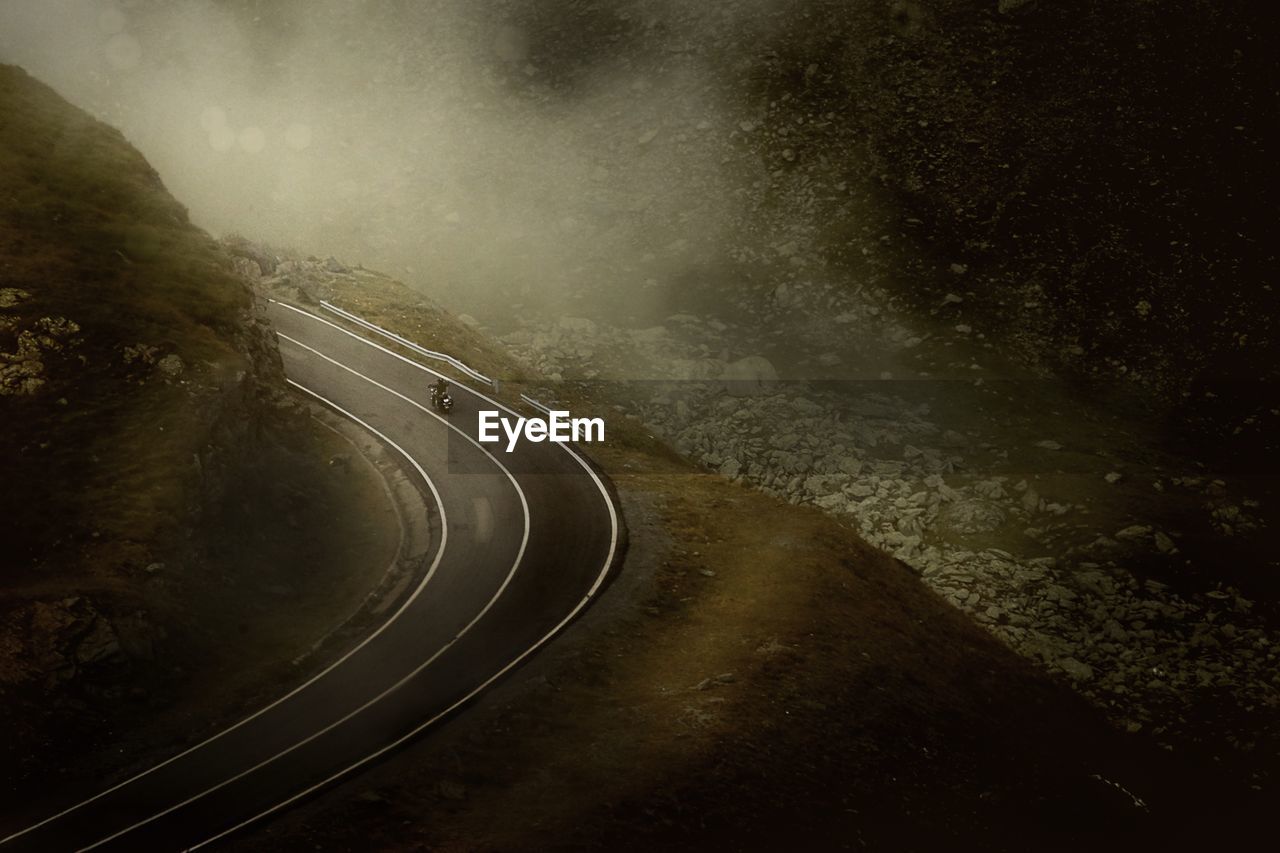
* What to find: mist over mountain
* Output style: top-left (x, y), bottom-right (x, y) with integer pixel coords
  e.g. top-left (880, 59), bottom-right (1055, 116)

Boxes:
top-left (0, 0), bottom-right (743, 322)
top-left (2, 1), bottom-right (1273, 411)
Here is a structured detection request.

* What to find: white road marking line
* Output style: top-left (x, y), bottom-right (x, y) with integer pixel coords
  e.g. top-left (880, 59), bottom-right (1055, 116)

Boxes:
top-left (269, 302), bottom-right (618, 597)
top-left (185, 305), bottom-right (621, 848)
top-left (74, 339), bottom-right (534, 852)
top-left (273, 301), bottom-right (619, 597)
top-left (320, 301), bottom-right (493, 387)
top-left (192, 582), bottom-right (607, 850)
top-left (0, 387), bottom-right (452, 849)
top-left (5, 301), bottom-right (619, 850)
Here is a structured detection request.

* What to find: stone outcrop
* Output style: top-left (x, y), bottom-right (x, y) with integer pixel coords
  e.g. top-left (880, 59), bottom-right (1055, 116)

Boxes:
top-left (498, 310), bottom-right (1278, 762)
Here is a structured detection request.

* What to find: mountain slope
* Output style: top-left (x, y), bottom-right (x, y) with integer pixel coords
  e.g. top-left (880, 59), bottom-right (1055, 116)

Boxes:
top-left (0, 63), bottom-right (282, 580)
top-left (0, 66), bottom-right (403, 801)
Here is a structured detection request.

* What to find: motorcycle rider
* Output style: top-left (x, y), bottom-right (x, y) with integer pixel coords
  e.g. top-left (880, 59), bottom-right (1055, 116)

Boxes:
top-left (430, 377), bottom-right (448, 405)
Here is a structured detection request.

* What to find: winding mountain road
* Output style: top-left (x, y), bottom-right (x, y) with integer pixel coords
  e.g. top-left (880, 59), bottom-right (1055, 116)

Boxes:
top-left (0, 302), bottom-right (621, 851)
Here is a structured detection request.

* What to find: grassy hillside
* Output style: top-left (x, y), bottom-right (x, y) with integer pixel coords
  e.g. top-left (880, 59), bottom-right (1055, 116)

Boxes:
top-left (0, 63), bottom-right (280, 581)
top-left (0, 67), bottom-right (406, 801)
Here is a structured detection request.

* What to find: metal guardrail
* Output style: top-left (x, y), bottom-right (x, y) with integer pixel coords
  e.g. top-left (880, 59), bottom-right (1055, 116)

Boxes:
top-left (519, 394), bottom-right (553, 415)
top-left (319, 302), bottom-right (568, 417)
top-left (319, 301), bottom-right (495, 388)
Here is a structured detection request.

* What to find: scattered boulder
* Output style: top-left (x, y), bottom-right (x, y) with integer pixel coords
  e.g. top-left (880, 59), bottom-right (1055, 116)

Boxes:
top-left (722, 356), bottom-right (779, 396)
top-left (157, 353), bottom-right (185, 377)
top-left (1116, 525), bottom-right (1153, 541)
top-left (937, 499), bottom-right (1006, 535)
top-left (0, 287), bottom-right (31, 308)
top-left (1058, 657), bottom-right (1094, 682)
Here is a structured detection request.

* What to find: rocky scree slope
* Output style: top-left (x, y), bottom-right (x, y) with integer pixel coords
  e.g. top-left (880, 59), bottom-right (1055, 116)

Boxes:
top-left (497, 308), bottom-right (1278, 794)
top-left (457, 0), bottom-right (1276, 455)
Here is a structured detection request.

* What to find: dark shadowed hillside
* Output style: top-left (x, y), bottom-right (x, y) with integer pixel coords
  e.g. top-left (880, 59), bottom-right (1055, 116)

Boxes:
top-left (833, 0), bottom-right (1278, 440)
top-left (0, 63), bottom-right (280, 579)
top-left (827, 1), bottom-right (1276, 384)
top-left (0, 65), bottom-right (401, 799)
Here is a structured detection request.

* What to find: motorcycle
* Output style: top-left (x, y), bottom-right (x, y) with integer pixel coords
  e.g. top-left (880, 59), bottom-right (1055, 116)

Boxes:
top-left (430, 386), bottom-right (453, 414)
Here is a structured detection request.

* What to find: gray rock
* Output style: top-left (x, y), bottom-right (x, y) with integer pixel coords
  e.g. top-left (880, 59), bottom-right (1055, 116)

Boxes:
top-left (231, 256), bottom-right (263, 280)
top-left (75, 618), bottom-right (122, 665)
top-left (1020, 487), bottom-right (1042, 514)
top-left (1059, 657), bottom-right (1095, 681)
top-left (559, 316), bottom-right (597, 335)
top-left (0, 288), bottom-right (32, 308)
top-left (722, 356), bottom-right (778, 396)
top-left (974, 478), bottom-right (1008, 499)
top-left (937, 499), bottom-right (1006, 535)
top-left (847, 481), bottom-right (874, 499)
top-left (773, 433), bottom-right (801, 450)
top-left (837, 456), bottom-right (863, 476)
top-left (157, 354), bottom-right (185, 377)
top-left (1154, 531), bottom-right (1178, 554)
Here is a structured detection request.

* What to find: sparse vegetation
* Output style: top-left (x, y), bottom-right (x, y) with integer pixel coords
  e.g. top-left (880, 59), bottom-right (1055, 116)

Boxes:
top-left (240, 264), bottom-right (1267, 852)
top-left (0, 66), bottom-right (405, 804)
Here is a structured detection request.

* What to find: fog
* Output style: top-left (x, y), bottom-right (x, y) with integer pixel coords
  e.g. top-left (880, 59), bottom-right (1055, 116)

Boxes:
top-left (0, 0), bottom-right (780, 319)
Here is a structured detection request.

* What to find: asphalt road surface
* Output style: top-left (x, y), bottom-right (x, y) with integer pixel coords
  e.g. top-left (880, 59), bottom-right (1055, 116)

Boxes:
top-left (0, 302), bottom-right (621, 851)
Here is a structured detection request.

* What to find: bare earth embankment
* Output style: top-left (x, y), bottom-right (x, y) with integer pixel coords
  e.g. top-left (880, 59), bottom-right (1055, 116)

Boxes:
top-left (228, 262), bottom-right (1264, 851)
